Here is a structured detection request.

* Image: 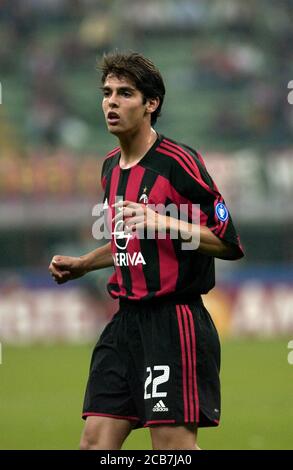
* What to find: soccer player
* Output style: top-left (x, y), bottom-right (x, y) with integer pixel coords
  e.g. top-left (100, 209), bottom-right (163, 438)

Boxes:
top-left (49, 52), bottom-right (244, 450)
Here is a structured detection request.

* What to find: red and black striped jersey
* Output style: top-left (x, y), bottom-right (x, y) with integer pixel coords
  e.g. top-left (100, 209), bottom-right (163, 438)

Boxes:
top-left (101, 134), bottom-right (243, 302)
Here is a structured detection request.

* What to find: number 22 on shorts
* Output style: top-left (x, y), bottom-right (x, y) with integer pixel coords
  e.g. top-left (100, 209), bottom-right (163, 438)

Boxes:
top-left (144, 365), bottom-right (170, 399)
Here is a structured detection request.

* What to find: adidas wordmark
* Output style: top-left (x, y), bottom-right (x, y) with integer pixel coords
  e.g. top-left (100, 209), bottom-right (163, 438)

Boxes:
top-left (152, 400), bottom-right (169, 412)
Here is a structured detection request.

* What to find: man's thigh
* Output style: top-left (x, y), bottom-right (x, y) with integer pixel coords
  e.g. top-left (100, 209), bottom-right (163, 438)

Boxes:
top-left (80, 416), bottom-right (133, 450)
top-left (150, 423), bottom-right (199, 450)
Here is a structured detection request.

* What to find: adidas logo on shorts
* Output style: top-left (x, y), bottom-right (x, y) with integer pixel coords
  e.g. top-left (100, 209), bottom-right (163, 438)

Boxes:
top-left (152, 400), bottom-right (169, 412)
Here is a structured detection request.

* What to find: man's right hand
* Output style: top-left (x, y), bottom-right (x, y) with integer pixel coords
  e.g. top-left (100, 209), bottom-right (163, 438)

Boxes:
top-left (49, 255), bottom-right (88, 284)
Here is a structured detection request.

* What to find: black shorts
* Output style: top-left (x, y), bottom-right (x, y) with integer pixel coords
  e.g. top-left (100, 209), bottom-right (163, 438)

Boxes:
top-left (82, 297), bottom-right (221, 428)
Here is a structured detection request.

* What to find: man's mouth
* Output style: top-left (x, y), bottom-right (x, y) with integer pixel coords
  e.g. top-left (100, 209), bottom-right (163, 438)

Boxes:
top-left (107, 112), bottom-right (120, 125)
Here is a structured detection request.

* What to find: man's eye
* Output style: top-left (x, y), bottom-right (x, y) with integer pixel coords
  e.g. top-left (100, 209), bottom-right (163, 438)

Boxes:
top-left (103, 91), bottom-right (110, 97)
top-left (122, 91), bottom-right (131, 97)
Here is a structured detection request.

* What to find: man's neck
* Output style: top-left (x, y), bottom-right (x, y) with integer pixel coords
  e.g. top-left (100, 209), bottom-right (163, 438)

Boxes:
top-left (118, 126), bottom-right (157, 170)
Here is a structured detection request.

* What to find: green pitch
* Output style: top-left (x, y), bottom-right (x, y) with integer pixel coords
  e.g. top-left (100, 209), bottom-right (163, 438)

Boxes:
top-left (0, 339), bottom-right (292, 449)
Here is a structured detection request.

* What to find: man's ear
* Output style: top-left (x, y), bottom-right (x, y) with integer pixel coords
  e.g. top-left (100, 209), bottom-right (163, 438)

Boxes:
top-left (145, 97), bottom-right (160, 115)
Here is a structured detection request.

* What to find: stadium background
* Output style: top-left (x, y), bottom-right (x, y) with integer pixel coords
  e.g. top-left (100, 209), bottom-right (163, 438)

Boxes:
top-left (0, 0), bottom-right (292, 449)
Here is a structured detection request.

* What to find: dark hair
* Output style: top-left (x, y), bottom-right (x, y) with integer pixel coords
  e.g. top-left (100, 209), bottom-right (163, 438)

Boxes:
top-left (99, 52), bottom-right (165, 125)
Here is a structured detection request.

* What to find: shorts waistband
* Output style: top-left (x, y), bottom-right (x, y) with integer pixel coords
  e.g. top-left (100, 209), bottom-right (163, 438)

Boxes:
top-left (119, 295), bottom-right (203, 310)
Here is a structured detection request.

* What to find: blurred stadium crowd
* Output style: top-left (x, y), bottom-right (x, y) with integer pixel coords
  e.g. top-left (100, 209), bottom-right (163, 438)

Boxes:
top-left (0, 0), bottom-right (292, 342)
top-left (1, 0), bottom-right (293, 150)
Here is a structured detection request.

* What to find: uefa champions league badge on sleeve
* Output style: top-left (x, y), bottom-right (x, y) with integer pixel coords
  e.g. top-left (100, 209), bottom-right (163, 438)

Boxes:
top-left (215, 202), bottom-right (229, 222)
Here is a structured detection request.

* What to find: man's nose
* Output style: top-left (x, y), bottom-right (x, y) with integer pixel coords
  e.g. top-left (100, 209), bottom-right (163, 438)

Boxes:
top-left (109, 93), bottom-right (118, 107)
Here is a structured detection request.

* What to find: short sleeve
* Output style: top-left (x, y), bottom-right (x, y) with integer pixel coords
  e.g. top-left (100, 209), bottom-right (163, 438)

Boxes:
top-left (171, 147), bottom-right (244, 255)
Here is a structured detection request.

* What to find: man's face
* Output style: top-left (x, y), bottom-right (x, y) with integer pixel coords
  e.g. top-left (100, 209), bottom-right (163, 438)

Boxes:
top-left (102, 74), bottom-right (150, 135)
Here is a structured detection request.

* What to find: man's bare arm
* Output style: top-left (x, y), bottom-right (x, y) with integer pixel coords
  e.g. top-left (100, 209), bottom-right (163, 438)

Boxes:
top-left (115, 200), bottom-right (243, 261)
top-left (167, 219), bottom-right (243, 260)
top-left (49, 242), bottom-right (113, 284)
top-left (80, 242), bottom-right (114, 271)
